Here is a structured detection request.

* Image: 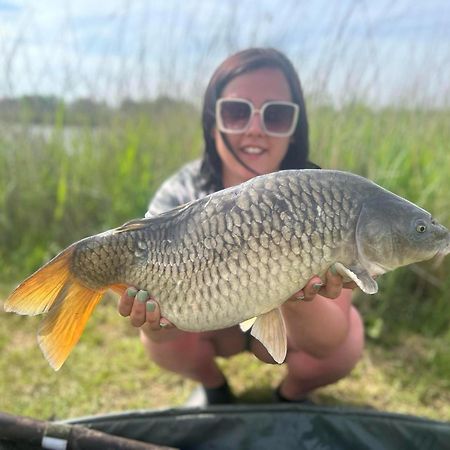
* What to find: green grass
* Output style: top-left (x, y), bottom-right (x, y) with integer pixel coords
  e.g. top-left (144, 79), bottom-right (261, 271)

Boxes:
top-left (0, 103), bottom-right (449, 422)
top-left (0, 103), bottom-right (202, 281)
top-left (0, 292), bottom-right (448, 421)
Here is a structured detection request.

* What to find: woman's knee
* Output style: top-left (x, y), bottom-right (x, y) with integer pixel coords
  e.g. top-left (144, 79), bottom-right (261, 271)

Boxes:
top-left (139, 330), bottom-right (200, 370)
top-left (286, 306), bottom-right (364, 381)
top-left (345, 306), bottom-right (365, 366)
top-left (321, 306), bottom-right (364, 376)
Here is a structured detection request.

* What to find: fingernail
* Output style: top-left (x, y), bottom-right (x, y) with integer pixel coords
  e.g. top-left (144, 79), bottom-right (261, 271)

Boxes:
top-left (146, 301), bottom-right (156, 312)
top-left (159, 320), bottom-right (168, 328)
top-left (330, 264), bottom-right (337, 275)
top-left (295, 292), bottom-right (305, 301)
top-left (313, 283), bottom-right (323, 291)
top-left (126, 287), bottom-right (138, 298)
top-left (137, 290), bottom-right (148, 303)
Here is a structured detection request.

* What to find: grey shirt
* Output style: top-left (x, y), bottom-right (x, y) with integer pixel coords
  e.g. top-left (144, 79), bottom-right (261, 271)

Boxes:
top-left (145, 159), bottom-right (214, 217)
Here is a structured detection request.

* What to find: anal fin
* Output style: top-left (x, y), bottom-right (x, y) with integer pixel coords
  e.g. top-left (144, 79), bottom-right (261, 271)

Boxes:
top-left (109, 284), bottom-right (129, 296)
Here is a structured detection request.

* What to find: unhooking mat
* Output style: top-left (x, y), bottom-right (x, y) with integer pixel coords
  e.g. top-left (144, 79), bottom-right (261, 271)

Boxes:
top-left (65, 404), bottom-right (449, 450)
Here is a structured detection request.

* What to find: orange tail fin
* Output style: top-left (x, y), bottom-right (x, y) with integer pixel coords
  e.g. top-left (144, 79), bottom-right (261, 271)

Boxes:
top-left (4, 246), bottom-right (106, 371)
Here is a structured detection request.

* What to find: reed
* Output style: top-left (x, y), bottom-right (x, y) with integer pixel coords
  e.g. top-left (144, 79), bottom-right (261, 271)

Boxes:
top-left (1, 102), bottom-right (448, 338)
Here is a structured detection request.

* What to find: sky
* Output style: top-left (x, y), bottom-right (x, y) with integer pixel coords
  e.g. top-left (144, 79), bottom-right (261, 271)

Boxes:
top-left (0, 0), bottom-right (449, 107)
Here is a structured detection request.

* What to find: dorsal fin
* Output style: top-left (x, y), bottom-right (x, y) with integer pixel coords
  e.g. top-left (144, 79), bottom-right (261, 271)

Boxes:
top-left (114, 202), bottom-right (193, 234)
top-left (114, 217), bottom-right (152, 233)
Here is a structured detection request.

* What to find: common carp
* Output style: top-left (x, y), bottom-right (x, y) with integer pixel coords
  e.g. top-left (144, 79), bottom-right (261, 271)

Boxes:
top-left (4, 170), bottom-right (450, 370)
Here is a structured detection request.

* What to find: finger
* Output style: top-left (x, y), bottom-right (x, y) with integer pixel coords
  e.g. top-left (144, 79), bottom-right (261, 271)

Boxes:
top-left (118, 287), bottom-right (138, 317)
top-left (319, 267), bottom-right (344, 299)
top-left (288, 289), bottom-right (306, 302)
top-left (343, 281), bottom-right (358, 290)
top-left (302, 276), bottom-right (324, 302)
top-left (145, 298), bottom-right (163, 331)
top-left (145, 299), bottom-right (175, 331)
top-left (159, 318), bottom-right (174, 329)
top-left (129, 290), bottom-right (149, 327)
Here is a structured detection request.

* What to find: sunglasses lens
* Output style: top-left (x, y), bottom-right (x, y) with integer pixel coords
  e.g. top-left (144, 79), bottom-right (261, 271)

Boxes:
top-left (263, 103), bottom-right (297, 135)
top-left (219, 100), bottom-right (251, 132)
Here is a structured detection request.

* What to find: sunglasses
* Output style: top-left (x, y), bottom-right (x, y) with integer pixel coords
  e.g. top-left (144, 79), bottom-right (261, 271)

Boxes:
top-left (216, 98), bottom-right (299, 137)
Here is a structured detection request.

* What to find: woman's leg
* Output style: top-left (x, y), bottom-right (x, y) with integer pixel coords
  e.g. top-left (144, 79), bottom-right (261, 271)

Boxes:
top-left (139, 306), bottom-right (363, 401)
top-left (139, 325), bottom-right (246, 388)
top-left (278, 305), bottom-right (364, 400)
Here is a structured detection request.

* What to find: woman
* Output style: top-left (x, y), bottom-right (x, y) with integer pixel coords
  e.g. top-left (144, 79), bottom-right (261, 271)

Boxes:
top-left (118, 48), bottom-right (364, 405)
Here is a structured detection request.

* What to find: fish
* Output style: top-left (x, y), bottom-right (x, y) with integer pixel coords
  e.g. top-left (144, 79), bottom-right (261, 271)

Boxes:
top-left (4, 170), bottom-right (450, 370)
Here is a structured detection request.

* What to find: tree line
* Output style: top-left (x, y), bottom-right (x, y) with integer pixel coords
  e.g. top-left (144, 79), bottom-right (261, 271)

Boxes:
top-left (0, 95), bottom-right (198, 126)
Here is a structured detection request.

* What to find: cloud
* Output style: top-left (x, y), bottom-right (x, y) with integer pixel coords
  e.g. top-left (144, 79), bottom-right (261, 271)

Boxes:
top-left (0, 1), bottom-right (21, 12)
top-left (0, 0), bottom-right (448, 107)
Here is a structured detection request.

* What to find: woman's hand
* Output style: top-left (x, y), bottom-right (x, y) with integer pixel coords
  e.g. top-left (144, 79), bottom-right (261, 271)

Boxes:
top-left (290, 266), bottom-right (358, 303)
top-left (117, 287), bottom-right (174, 331)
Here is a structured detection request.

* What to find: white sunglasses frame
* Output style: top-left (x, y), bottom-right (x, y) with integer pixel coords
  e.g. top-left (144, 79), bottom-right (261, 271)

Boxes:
top-left (215, 98), bottom-right (300, 137)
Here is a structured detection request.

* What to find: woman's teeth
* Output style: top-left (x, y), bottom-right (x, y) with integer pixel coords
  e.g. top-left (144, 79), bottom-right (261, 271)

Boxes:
top-left (242, 147), bottom-right (264, 155)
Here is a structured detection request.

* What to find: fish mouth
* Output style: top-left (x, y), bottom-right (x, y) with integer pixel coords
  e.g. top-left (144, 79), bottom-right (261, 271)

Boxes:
top-left (431, 238), bottom-right (450, 266)
top-left (437, 233), bottom-right (450, 256)
top-left (436, 245), bottom-right (450, 257)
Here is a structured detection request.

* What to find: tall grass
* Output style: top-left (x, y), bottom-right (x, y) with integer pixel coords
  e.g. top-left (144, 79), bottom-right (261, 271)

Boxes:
top-left (0, 102), bottom-right (448, 340)
top-left (0, 104), bottom-right (202, 281)
top-left (308, 104), bottom-right (450, 339)
top-left (0, 102), bottom-right (449, 422)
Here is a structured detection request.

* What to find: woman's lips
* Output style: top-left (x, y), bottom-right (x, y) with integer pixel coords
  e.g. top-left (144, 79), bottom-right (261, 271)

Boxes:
top-left (241, 146), bottom-right (265, 155)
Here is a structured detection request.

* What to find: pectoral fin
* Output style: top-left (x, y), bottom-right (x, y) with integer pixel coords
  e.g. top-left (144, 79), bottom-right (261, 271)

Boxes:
top-left (250, 308), bottom-right (287, 364)
top-left (333, 262), bottom-right (378, 294)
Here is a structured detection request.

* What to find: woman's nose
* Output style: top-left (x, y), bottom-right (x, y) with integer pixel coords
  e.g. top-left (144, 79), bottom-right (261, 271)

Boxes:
top-left (246, 112), bottom-right (265, 135)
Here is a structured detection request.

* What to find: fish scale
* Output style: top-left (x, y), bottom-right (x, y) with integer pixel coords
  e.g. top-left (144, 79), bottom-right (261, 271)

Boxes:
top-left (78, 171), bottom-right (363, 330)
top-left (5, 169), bottom-right (450, 370)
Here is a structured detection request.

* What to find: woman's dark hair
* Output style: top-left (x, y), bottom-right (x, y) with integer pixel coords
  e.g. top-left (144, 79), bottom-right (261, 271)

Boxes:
top-left (199, 47), bottom-right (317, 191)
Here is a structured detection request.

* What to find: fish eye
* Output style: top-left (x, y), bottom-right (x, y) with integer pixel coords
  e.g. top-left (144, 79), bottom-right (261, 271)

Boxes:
top-left (415, 220), bottom-right (427, 233)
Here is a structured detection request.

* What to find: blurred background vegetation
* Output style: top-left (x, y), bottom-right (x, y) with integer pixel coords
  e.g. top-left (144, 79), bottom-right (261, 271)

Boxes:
top-left (0, 0), bottom-right (448, 421)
